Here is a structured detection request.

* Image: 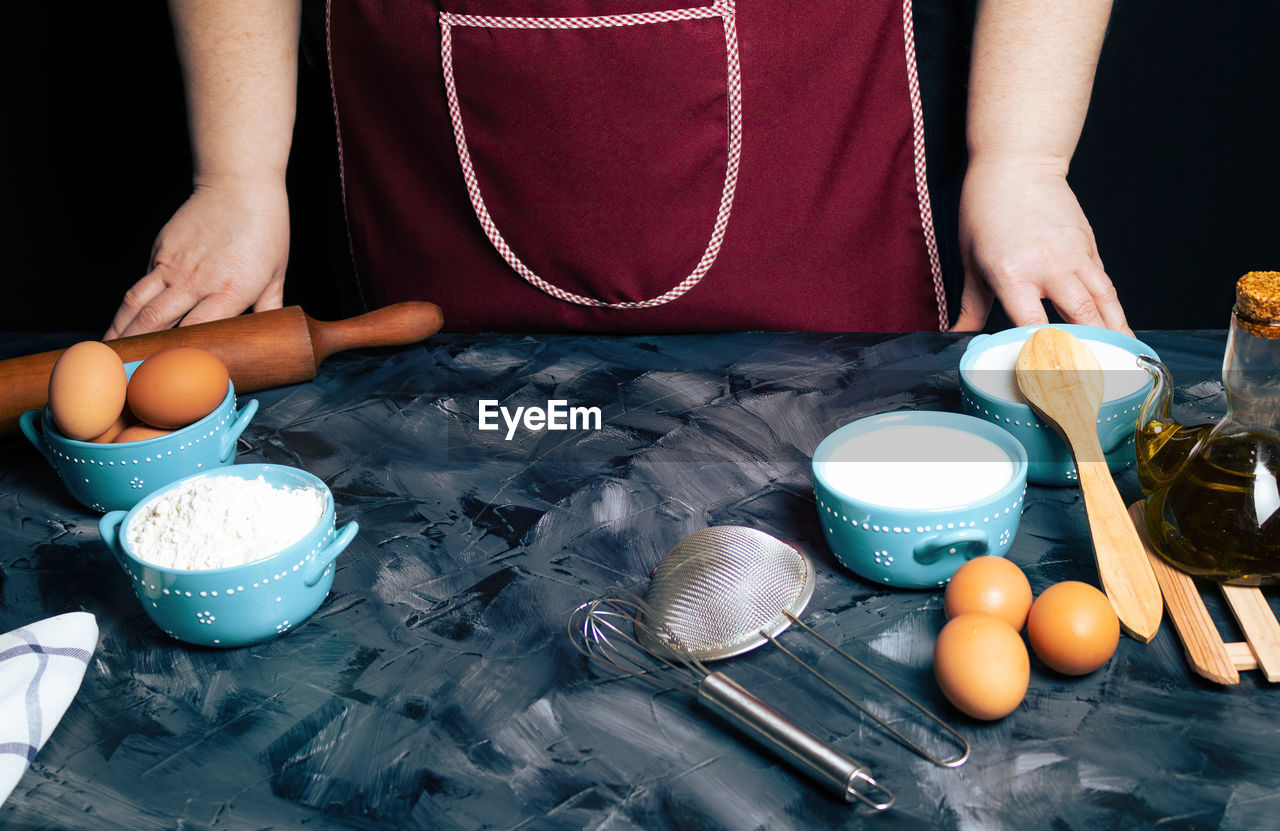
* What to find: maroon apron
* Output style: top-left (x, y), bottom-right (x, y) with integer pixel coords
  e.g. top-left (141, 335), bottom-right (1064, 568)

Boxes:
top-left (327, 0), bottom-right (948, 332)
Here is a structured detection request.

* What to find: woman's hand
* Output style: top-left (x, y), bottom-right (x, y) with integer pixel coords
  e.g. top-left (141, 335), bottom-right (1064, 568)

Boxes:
top-left (105, 177), bottom-right (289, 339)
top-left (952, 158), bottom-right (1130, 335)
top-left (107, 0), bottom-right (300, 338)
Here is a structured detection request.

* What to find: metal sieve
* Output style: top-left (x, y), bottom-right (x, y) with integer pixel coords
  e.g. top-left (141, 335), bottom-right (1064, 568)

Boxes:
top-left (638, 526), bottom-right (814, 660)
top-left (640, 526), bottom-right (969, 768)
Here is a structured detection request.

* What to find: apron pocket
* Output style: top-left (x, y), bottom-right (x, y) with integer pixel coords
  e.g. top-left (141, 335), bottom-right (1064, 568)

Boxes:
top-left (440, 1), bottom-right (741, 308)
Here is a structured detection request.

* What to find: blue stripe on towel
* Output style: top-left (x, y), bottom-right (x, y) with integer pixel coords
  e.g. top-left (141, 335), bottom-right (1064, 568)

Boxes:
top-left (0, 645), bottom-right (92, 663)
top-left (0, 743), bottom-right (37, 762)
top-left (14, 629), bottom-right (46, 765)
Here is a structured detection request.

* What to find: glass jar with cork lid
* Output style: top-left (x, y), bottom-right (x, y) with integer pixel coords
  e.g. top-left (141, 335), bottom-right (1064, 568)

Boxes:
top-left (1134, 271), bottom-right (1280, 584)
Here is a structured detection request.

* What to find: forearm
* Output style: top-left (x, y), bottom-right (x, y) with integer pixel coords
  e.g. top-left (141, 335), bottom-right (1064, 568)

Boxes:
top-left (168, 0), bottom-right (301, 186)
top-left (966, 0), bottom-right (1112, 173)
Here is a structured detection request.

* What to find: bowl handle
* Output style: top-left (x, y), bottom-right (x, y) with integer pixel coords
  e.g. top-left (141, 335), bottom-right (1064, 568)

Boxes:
top-left (19, 409), bottom-right (56, 468)
top-left (98, 510), bottom-right (129, 566)
top-left (1100, 419), bottom-right (1137, 454)
top-left (302, 521), bottom-right (359, 587)
top-left (219, 399), bottom-right (259, 463)
top-left (912, 529), bottom-right (989, 565)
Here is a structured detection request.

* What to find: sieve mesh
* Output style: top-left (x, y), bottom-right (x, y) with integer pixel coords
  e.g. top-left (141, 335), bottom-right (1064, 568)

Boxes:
top-left (639, 526), bottom-right (815, 660)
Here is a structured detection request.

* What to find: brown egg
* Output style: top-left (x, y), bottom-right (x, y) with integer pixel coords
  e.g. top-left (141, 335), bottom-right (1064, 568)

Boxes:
top-left (89, 407), bottom-right (137, 443)
top-left (114, 424), bottom-right (173, 443)
top-left (934, 613), bottom-right (1029, 720)
top-left (48, 341), bottom-right (127, 440)
top-left (126, 347), bottom-right (229, 429)
top-left (1027, 581), bottom-right (1119, 675)
top-left (944, 556), bottom-right (1033, 631)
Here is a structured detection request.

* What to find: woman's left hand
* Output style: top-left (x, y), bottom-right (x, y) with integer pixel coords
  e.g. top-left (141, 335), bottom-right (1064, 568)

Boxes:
top-left (952, 158), bottom-right (1131, 335)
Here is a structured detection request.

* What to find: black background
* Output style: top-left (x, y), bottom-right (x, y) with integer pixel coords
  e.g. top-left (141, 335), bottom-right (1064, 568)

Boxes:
top-left (1, 1), bottom-right (1277, 333)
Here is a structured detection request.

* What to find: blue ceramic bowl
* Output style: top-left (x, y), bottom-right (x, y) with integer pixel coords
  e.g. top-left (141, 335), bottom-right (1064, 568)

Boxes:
top-left (959, 324), bottom-right (1159, 485)
top-left (98, 464), bottom-right (358, 648)
top-left (20, 361), bottom-right (257, 512)
top-left (812, 411), bottom-right (1028, 589)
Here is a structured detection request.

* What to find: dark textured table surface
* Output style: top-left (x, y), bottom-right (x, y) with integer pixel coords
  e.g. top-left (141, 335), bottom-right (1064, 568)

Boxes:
top-left (1, 329), bottom-right (1277, 830)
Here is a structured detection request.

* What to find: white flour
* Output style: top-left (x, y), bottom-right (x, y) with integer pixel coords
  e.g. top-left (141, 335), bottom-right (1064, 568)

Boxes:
top-left (126, 475), bottom-right (326, 570)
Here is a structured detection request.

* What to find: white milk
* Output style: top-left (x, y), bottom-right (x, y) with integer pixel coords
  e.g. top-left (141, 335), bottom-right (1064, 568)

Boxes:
top-left (819, 425), bottom-right (1015, 510)
top-left (966, 336), bottom-right (1146, 404)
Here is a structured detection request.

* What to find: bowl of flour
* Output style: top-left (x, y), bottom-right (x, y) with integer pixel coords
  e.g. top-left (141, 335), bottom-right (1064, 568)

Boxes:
top-left (99, 464), bottom-right (359, 647)
top-left (959, 324), bottom-right (1159, 485)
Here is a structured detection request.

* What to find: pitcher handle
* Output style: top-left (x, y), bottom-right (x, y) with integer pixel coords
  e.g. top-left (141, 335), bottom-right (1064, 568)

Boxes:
top-left (219, 399), bottom-right (259, 463)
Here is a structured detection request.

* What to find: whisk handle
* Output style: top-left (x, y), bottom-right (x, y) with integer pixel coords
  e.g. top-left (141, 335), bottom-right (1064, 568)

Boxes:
top-left (697, 672), bottom-right (894, 810)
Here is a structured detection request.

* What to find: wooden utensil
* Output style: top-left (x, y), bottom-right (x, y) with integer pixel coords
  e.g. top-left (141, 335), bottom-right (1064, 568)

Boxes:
top-left (1128, 501), bottom-right (1280, 684)
top-left (1015, 327), bottom-right (1163, 642)
top-left (0, 301), bottom-right (443, 437)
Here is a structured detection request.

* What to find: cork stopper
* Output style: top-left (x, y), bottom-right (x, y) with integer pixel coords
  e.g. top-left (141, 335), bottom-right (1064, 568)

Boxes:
top-left (1235, 271), bottom-right (1280, 338)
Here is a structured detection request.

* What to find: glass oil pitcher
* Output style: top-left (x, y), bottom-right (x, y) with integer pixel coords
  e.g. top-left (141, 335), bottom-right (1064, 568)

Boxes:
top-left (1135, 271), bottom-right (1280, 585)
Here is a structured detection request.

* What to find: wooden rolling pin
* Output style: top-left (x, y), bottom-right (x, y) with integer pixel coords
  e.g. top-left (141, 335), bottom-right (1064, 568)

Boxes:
top-left (0, 301), bottom-right (443, 437)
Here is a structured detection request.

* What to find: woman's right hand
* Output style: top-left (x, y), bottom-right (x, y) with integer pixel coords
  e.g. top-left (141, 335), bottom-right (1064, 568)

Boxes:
top-left (104, 176), bottom-right (291, 340)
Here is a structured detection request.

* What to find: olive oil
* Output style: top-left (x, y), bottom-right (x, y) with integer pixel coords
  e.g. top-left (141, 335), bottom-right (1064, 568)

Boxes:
top-left (1143, 430), bottom-right (1280, 584)
top-left (1135, 420), bottom-right (1212, 491)
top-left (1135, 273), bottom-right (1280, 584)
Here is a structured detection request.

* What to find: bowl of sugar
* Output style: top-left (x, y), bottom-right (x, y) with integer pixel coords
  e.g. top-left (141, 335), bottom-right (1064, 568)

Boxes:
top-left (812, 411), bottom-right (1028, 588)
top-left (98, 464), bottom-right (359, 647)
top-left (959, 324), bottom-right (1158, 485)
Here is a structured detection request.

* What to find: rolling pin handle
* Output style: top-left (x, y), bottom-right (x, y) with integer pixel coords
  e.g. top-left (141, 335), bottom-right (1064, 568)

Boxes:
top-left (307, 302), bottom-right (444, 365)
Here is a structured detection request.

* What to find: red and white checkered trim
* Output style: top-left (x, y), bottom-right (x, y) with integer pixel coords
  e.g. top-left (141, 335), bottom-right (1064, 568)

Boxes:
top-left (326, 0), bottom-right (369, 310)
top-left (440, 1), bottom-right (742, 309)
top-left (902, 0), bottom-right (949, 332)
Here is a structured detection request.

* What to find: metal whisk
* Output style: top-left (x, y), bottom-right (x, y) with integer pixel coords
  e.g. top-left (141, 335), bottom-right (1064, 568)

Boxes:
top-left (642, 526), bottom-right (970, 768)
top-left (570, 591), bottom-right (896, 810)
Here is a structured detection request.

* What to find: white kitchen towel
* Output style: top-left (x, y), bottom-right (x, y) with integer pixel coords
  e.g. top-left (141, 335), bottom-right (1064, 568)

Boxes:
top-left (0, 612), bottom-right (98, 806)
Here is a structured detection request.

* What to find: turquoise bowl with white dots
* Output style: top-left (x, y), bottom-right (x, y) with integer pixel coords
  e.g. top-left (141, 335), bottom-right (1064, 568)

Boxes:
top-left (19, 361), bottom-right (257, 512)
top-left (98, 464), bottom-right (358, 648)
top-left (812, 411), bottom-right (1028, 589)
top-left (959, 324), bottom-right (1158, 485)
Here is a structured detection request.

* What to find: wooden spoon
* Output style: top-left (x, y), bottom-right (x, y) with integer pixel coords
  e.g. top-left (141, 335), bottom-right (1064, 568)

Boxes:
top-left (1015, 327), bottom-right (1163, 642)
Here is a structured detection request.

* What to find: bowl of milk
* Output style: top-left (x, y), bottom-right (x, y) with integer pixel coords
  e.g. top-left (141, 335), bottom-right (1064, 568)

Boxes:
top-left (959, 324), bottom-right (1159, 485)
top-left (812, 411), bottom-right (1028, 588)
